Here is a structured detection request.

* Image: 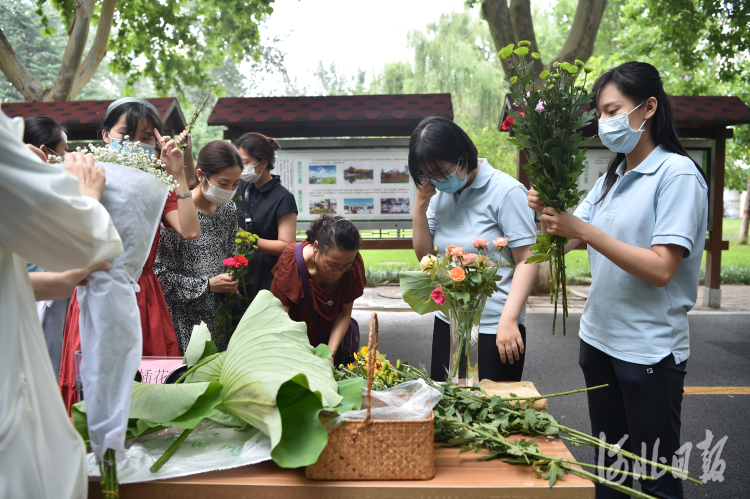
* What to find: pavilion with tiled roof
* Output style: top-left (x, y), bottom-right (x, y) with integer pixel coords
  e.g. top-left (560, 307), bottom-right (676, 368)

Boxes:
top-left (208, 94), bottom-right (453, 139)
top-left (0, 98), bottom-right (187, 143)
top-left (500, 94), bottom-right (750, 308)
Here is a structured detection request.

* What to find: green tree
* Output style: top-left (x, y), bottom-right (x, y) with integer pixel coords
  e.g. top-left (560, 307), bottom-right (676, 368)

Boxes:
top-left (0, 0), bottom-right (276, 102)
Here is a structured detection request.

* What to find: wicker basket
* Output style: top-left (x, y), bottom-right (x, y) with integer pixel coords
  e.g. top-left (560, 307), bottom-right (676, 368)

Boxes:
top-left (305, 313), bottom-right (435, 480)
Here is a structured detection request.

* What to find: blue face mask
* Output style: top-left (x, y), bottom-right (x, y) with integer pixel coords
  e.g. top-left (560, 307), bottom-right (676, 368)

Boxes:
top-left (430, 161), bottom-right (467, 194)
top-left (597, 101), bottom-right (647, 154)
top-left (110, 137), bottom-right (156, 158)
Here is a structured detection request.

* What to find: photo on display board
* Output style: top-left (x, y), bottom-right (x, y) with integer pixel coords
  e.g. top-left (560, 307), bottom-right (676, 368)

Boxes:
top-left (309, 165), bottom-right (337, 185)
top-left (310, 198), bottom-right (337, 214)
top-left (381, 165), bottom-right (410, 183)
top-left (344, 198), bottom-right (374, 215)
top-left (381, 198), bottom-right (410, 214)
top-left (343, 166), bottom-right (373, 184)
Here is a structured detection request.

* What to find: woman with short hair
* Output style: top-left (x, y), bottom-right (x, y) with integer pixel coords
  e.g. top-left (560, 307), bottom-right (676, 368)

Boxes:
top-left (409, 116), bottom-right (539, 382)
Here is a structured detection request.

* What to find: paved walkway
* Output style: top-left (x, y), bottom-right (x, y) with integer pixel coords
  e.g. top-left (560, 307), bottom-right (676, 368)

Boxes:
top-left (354, 283), bottom-right (750, 313)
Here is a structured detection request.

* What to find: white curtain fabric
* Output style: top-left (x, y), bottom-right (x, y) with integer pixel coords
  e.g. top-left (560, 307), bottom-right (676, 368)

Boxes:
top-left (0, 108), bottom-right (123, 499)
top-left (77, 163), bottom-right (167, 459)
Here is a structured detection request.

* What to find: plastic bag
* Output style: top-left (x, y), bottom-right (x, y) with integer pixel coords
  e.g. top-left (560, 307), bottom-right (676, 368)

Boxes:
top-left (338, 379), bottom-right (442, 421)
top-left (77, 163), bottom-right (168, 459)
top-left (86, 421), bottom-right (272, 484)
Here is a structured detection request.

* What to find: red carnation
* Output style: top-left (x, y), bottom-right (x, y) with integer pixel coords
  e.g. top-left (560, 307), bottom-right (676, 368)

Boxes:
top-left (501, 116), bottom-right (514, 130)
top-left (234, 254), bottom-right (249, 267)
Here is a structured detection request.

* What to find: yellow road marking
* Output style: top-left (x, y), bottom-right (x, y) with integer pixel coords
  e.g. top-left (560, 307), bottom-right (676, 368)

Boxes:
top-left (684, 387), bottom-right (750, 395)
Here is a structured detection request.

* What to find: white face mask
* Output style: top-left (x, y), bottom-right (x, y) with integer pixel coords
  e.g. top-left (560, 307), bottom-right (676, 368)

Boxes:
top-left (202, 177), bottom-right (237, 205)
top-left (597, 101), bottom-right (647, 154)
top-left (109, 137), bottom-right (156, 158)
top-left (241, 159), bottom-right (265, 183)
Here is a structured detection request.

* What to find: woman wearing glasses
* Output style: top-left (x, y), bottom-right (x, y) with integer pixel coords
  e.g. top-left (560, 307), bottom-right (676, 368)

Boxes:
top-left (235, 133), bottom-right (298, 306)
top-left (270, 215), bottom-right (365, 360)
top-left (410, 116), bottom-right (539, 382)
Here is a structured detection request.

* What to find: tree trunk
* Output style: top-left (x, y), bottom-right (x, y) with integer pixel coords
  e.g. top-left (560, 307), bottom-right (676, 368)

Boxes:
top-left (47, 0), bottom-right (95, 101)
top-left (482, 0), bottom-right (608, 83)
top-left (739, 176), bottom-right (750, 245)
top-left (69, 0), bottom-right (119, 99)
top-left (0, 29), bottom-right (46, 102)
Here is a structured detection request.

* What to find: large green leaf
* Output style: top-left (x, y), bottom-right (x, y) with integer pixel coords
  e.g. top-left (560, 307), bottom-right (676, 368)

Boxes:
top-left (219, 291), bottom-right (343, 461)
top-left (271, 374), bottom-right (329, 468)
top-left (72, 380), bottom-right (223, 442)
top-left (184, 322), bottom-right (217, 368)
top-left (399, 271), bottom-right (451, 315)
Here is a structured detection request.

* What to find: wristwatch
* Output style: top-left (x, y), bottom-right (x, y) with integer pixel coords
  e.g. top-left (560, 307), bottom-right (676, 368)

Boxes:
top-left (175, 191), bottom-right (193, 199)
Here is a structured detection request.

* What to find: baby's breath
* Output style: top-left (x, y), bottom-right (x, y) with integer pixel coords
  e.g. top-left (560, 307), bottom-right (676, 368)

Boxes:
top-left (50, 141), bottom-right (177, 192)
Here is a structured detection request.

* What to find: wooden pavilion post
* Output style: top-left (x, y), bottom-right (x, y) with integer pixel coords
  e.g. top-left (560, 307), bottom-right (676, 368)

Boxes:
top-left (703, 130), bottom-right (727, 308)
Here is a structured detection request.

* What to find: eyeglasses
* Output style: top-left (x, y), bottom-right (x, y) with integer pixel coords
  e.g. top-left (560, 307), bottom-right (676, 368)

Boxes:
top-left (316, 253), bottom-right (355, 273)
top-left (416, 158), bottom-right (462, 184)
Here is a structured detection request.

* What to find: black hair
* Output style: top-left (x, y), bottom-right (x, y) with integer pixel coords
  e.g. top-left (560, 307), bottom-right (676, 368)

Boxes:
top-left (23, 115), bottom-right (67, 151)
top-left (408, 116), bottom-right (479, 186)
top-left (196, 140), bottom-right (243, 179)
top-left (592, 61), bottom-right (707, 203)
top-left (306, 214), bottom-right (362, 253)
top-left (99, 101), bottom-right (164, 147)
top-left (235, 132), bottom-right (281, 171)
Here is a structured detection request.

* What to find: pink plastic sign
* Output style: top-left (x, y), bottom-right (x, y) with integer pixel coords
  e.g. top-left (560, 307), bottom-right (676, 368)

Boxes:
top-left (139, 357), bottom-right (184, 384)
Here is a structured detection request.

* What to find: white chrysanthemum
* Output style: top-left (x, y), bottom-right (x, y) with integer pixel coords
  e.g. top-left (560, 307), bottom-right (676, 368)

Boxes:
top-left (50, 141), bottom-right (178, 192)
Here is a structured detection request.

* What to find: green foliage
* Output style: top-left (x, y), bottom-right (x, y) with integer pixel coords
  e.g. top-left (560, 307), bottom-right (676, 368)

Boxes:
top-left (0, 2), bottom-right (118, 102)
top-left (103, 0), bottom-right (274, 97)
top-left (504, 44), bottom-right (595, 335)
top-left (399, 271), bottom-right (451, 315)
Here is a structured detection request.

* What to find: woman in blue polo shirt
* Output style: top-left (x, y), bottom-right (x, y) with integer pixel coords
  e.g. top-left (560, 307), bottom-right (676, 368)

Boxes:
top-left (410, 116), bottom-right (539, 382)
top-left (529, 62), bottom-right (708, 499)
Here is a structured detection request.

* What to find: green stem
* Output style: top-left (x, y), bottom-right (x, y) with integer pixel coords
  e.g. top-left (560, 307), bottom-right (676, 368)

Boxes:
top-left (150, 427), bottom-right (195, 473)
top-left (99, 448), bottom-right (119, 498)
top-left (497, 383), bottom-right (608, 402)
top-left (174, 352), bottom-right (223, 384)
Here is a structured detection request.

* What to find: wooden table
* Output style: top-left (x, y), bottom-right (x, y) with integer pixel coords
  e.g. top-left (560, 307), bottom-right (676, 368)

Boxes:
top-left (89, 437), bottom-right (594, 499)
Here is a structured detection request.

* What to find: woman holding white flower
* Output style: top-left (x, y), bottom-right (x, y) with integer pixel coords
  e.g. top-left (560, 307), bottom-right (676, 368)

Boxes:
top-left (59, 97), bottom-right (201, 413)
top-left (410, 116), bottom-right (538, 382)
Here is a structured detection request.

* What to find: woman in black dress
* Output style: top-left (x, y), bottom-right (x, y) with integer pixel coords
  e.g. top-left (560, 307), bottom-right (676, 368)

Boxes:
top-left (235, 133), bottom-right (298, 305)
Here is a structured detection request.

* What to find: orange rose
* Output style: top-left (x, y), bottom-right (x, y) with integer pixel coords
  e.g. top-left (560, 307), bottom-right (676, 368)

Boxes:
top-left (449, 267), bottom-right (466, 282)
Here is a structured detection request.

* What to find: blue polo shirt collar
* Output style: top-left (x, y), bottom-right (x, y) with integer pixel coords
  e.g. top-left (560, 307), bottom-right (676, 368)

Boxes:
top-left (465, 158), bottom-right (492, 191)
top-left (616, 145), bottom-right (673, 178)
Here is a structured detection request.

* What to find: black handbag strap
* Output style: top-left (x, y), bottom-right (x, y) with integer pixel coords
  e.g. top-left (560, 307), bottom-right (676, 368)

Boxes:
top-left (294, 242), bottom-right (328, 344)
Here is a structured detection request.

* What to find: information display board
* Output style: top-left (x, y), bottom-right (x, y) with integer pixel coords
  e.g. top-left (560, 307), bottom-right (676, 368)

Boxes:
top-left (579, 147), bottom-right (707, 198)
top-left (276, 148), bottom-right (415, 222)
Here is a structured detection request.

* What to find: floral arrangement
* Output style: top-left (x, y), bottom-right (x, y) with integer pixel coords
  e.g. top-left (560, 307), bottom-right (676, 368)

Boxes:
top-left (339, 345), bottom-right (404, 388)
top-left (51, 138), bottom-right (178, 191)
top-left (418, 237), bottom-right (511, 308)
top-left (401, 237), bottom-right (513, 383)
top-left (215, 230), bottom-right (259, 337)
top-left (499, 40), bottom-right (596, 335)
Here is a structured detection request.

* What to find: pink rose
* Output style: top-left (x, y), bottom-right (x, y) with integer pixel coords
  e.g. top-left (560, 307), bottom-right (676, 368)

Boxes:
top-left (493, 237), bottom-right (508, 248)
top-left (452, 246), bottom-right (465, 257)
top-left (462, 253), bottom-right (478, 265)
top-left (223, 257), bottom-right (236, 267)
top-left (431, 285), bottom-right (446, 305)
top-left (473, 237), bottom-right (488, 250)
